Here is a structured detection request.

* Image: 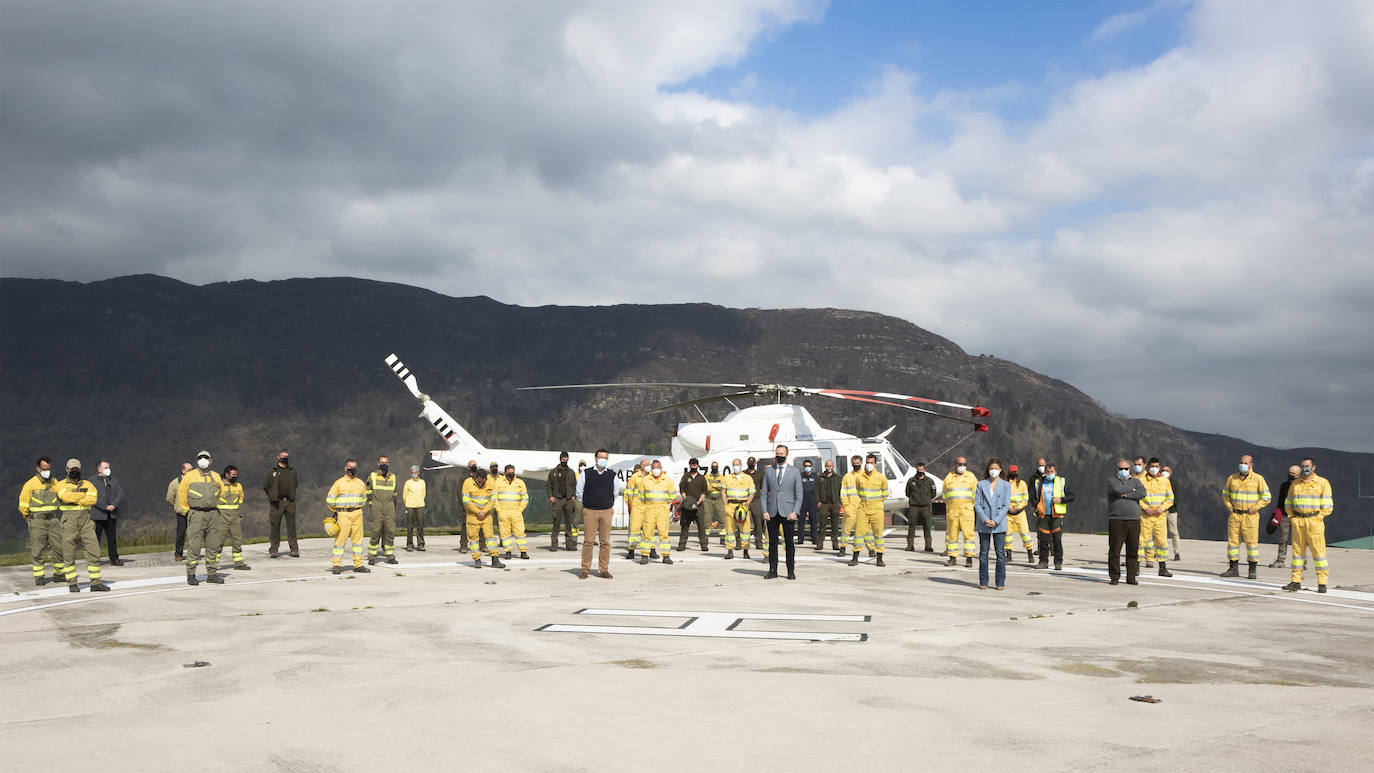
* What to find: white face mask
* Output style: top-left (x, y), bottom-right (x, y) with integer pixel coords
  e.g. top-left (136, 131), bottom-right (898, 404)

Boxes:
top-left (99, 467), bottom-right (111, 477)
top-left (197, 458), bottom-right (210, 470)
top-left (595, 458), bottom-right (607, 469)
top-left (1162, 471), bottom-right (1171, 478)
top-left (988, 468), bottom-right (1000, 479)
top-left (956, 465), bottom-right (966, 474)
top-left (652, 468), bottom-right (662, 477)
top-left (1148, 466), bottom-right (1160, 476)
top-left (39, 469), bottom-right (51, 480)
top-left (1037, 465), bottom-right (1045, 474)
top-left (864, 463), bottom-right (875, 473)
top-left (641, 467), bottom-right (650, 475)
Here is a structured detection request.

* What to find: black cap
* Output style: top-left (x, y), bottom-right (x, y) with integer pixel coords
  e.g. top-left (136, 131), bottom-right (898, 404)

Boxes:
top-left (688, 458), bottom-right (699, 465)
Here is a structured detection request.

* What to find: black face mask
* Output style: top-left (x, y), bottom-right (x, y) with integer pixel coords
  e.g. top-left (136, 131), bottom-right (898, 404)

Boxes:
top-left (468, 466), bottom-right (478, 474)
top-left (69, 469), bottom-right (81, 479)
top-left (851, 464), bottom-right (861, 472)
top-left (228, 476), bottom-right (238, 484)
top-left (689, 466), bottom-right (698, 473)
top-left (710, 467), bottom-right (719, 474)
top-left (916, 471), bottom-right (924, 478)
top-left (345, 468), bottom-right (357, 476)
top-left (379, 464), bottom-right (389, 474)
top-left (1009, 473), bottom-right (1018, 479)
top-left (505, 473), bottom-right (515, 481)
top-left (775, 455), bottom-right (787, 465)
top-left (279, 457), bottom-right (289, 466)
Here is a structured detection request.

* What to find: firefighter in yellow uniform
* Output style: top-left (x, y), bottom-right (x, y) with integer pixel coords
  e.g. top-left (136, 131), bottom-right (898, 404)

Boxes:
top-left (403, 465), bottom-right (427, 551)
top-left (214, 465), bottom-right (251, 571)
top-left (1220, 454), bottom-right (1270, 579)
top-left (462, 468), bottom-right (503, 568)
top-left (325, 460), bottom-right (370, 574)
top-left (838, 455), bottom-right (862, 557)
top-left (721, 459), bottom-right (755, 560)
top-left (1284, 457), bottom-right (1333, 593)
top-left (18, 456), bottom-right (65, 586)
top-left (703, 463), bottom-right (727, 546)
top-left (1139, 458), bottom-right (1175, 577)
top-left (624, 460), bottom-right (649, 559)
top-left (177, 451), bottom-right (225, 586)
top-left (56, 459), bottom-right (108, 592)
top-left (493, 465), bottom-right (530, 559)
top-left (638, 461), bottom-right (677, 565)
top-left (942, 456), bottom-right (978, 567)
top-left (847, 454), bottom-right (889, 567)
top-left (366, 457), bottom-right (398, 565)
top-left (1004, 465), bottom-right (1035, 563)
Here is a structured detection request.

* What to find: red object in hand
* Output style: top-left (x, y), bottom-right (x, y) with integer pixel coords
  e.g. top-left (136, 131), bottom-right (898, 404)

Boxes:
top-left (1270, 509), bottom-right (1284, 527)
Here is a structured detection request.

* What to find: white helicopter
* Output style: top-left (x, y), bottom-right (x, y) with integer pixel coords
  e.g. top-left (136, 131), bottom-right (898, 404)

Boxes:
top-left (385, 353), bottom-right (990, 513)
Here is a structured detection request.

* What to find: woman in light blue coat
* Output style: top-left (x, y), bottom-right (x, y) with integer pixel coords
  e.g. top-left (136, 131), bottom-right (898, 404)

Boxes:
top-left (974, 458), bottom-right (1012, 589)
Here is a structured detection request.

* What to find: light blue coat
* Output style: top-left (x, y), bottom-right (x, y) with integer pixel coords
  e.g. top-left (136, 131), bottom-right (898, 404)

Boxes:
top-left (974, 478), bottom-right (1011, 533)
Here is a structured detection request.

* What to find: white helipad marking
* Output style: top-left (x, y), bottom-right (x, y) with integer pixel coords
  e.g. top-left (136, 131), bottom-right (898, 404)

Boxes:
top-left (537, 609), bottom-right (869, 641)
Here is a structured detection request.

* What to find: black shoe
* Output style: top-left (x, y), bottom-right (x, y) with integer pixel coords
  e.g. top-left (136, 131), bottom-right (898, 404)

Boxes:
top-left (187, 575), bottom-right (199, 586)
top-left (638, 556), bottom-right (649, 565)
top-left (662, 556), bottom-right (673, 565)
top-left (206, 574), bottom-right (225, 584)
top-left (965, 557), bottom-right (973, 568)
top-left (1247, 563), bottom-right (1257, 579)
top-left (289, 552), bottom-right (300, 558)
top-left (34, 577), bottom-right (46, 587)
top-left (368, 558), bottom-right (380, 566)
top-left (1027, 550), bottom-right (1035, 562)
top-left (491, 557), bottom-right (505, 568)
top-left (1318, 584), bottom-right (1327, 594)
top-left (1174, 553), bottom-right (1181, 562)
top-left (503, 551), bottom-right (512, 560)
top-left (676, 543), bottom-right (687, 553)
top-left (649, 550), bottom-right (659, 559)
top-left (786, 571), bottom-right (796, 580)
top-left (742, 550), bottom-right (751, 560)
top-left (1283, 581), bottom-right (1301, 592)
top-left (386, 557), bottom-right (398, 565)
top-left (875, 555), bottom-right (886, 567)
top-left (269, 552), bottom-right (280, 559)
top-left (1126, 578), bottom-right (1139, 585)
top-left (1158, 565), bottom-right (1173, 577)
top-left (626, 549), bottom-right (635, 560)
top-left (1220, 562), bottom-right (1240, 578)
top-left (234, 562), bottom-right (252, 570)
top-left (331, 566), bottom-right (342, 575)
top-left (945, 556), bottom-right (957, 567)
top-left (353, 565), bottom-right (371, 574)
top-left (837, 548), bottom-right (847, 557)
top-left (90, 582), bottom-right (111, 592)
top-left (764, 571), bottom-right (778, 579)
top-left (724, 550), bottom-right (734, 560)
top-left (519, 552), bottom-right (529, 560)
top-left (925, 546), bottom-right (935, 553)
top-left (1109, 578), bottom-right (1119, 585)
top-left (848, 553), bottom-right (860, 566)
top-left (700, 546), bottom-right (710, 553)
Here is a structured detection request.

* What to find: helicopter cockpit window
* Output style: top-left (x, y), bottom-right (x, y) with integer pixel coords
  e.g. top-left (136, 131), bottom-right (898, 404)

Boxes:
top-left (887, 448), bottom-right (911, 477)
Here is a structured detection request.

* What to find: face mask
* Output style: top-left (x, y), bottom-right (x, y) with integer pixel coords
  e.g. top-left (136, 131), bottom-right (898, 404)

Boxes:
top-left (690, 466), bottom-right (698, 473)
top-left (379, 464), bottom-right (389, 474)
top-left (505, 472), bottom-right (515, 481)
top-left (851, 463), bottom-right (861, 471)
top-left (99, 468), bottom-right (111, 477)
top-left (864, 463), bottom-right (875, 473)
top-left (1163, 471), bottom-right (1171, 479)
top-left (803, 466), bottom-right (812, 473)
top-left (346, 467), bottom-right (357, 476)
top-left (1237, 463), bottom-right (1249, 474)
top-left (1288, 473), bottom-right (1297, 480)
top-left (776, 455), bottom-right (787, 465)
top-left (725, 466), bottom-right (735, 474)
top-left (1117, 469), bottom-right (1130, 479)
top-left (595, 458), bottom-right (607, 469)
top-left (1046, 473), bottom-right (1056, 480)
top-left (989, 469), bottom-right (1001, 479)
top-left (710, 467), bottom-right (719, 474)
top-left (228, 476), bottom-right (238, 484)
top-left (640, 466), bottom-right (650, 474)
top-left (916, 470), bottom-right (924, 478)
top-left (652, 468), bottom-right (662, 477)
top-left (279, 457), bottom-right (289, 466)
top-left (1037, 465), bottom-right (1046, 474)
top-left (197, 458), bottom-right (210, 470)
top-left (69, 469), bottom-right (81, 479)
top-left (747, 460), bottom-right (756, 470)
top-left (411, 472), bottom-right (419, 478)
top-left (468, 465), bottom-right (478, 474)
top-left (1149, 466), bottom-right (1160, 476)
top-left (956, 465), bottom-right (966, 474)
top-left (39, 469), bottom-right (51, 480)
top-left (1132, 464), bottom-right (1143, 474)
top-left (1301, 466), bottom-right (1313, 476)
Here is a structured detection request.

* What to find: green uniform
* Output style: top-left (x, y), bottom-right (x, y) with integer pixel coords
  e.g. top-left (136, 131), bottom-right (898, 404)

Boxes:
top-left (56, 477), bottom-right (101, 587)
top-left (215, 480), bottom-right (249, 567)
top-left (367, 470), bottom-right (397, 561)
top-left (547, 463), bottom-right (578, 549)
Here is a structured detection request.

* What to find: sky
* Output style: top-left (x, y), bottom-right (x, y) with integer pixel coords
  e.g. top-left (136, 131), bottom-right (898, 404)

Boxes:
top-left (1, 0), bottom-right (1371, 452)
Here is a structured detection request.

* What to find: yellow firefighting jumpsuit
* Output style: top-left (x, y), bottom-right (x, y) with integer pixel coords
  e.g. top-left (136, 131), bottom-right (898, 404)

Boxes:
top-left (850, 469), bottom-right (889, 554)
top-left (1004, 478), bottom-right (1034, 553)
top-left (178, 468), bottom-right (225, 576)
top-left (942, 470), bottom-right (978, 558)
top-left (703, 472), bottom-right (726, 544)
top-left (19, 474), bottom-right (65, 583)
top-left (215, 479), bottom-right (249, 567)
top-left (56, 477), bottom-right (100, 587)
top-left (366, 470), bottom-right (397, 562)
top-left (1287, 474), bottom-right (1333, 585)
top-left (1222, 471), bottom-right (1271, 565)
top-left (625, 470), bottom-right (645, 553)
top-left (639, 473), bottom-right (676, 557)
top-left (1139, 474), bottom-right (1175, 563)
top-left (840, 470), bottom-right (859, 553)
top-left (462, 477), bottom-right (500, 560)
top-left (721, 472), bottom-right (755, 551)
top-left (492, 475), bottom-right (529, 555)
top-left (326, 474), bottom-right (368, 568)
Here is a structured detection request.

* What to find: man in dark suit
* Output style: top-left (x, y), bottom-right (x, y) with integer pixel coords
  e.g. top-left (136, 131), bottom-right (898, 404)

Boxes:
top-left (761, 444), bottom-right (804, 580)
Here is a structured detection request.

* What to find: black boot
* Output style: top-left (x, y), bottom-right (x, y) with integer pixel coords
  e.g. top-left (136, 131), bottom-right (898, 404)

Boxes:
top-left (945, 556), bottom-right (957, 567)
top-left (965, 557), bottom-right (973, 568)
top-left (490, 556), bottom-right (505, 569)
top-left (724, 550), bottom-right (734, 560)
top-left (206, 573), bottom-right (225, 584)
top-left (352, 565), bottom-right (370, 574)
top-left (1317, 584), bottom-right (1327, 593)
top-left (1220, 560), bottom-right (1240, 577)
top-left (1283, 581), bottom-right (1301, 591)
top-left (875, 554), bottom-right (886, 567)
top-left (649, 549), bottom-right (659, 559)
top-left (905, 538), bottom-right (915, 552)
top-left (742, 549), bottom-right (751, 560)
top-left (1157, 562), bottom-right (1172, 578)
top-left (848, 552), bottom-right (860, 566)
top-left (1247, 562), bottom-right (1257, 579)
top-left (186, 575), bottom-right (199, 586)
top-left (1027, 549), bottom-right (1035, 563)
top-left (925, 542), bottom-right (935, 553)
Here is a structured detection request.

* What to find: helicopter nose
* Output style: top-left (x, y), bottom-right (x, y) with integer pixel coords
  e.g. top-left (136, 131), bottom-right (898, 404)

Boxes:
top-left (677, 425), bottom-right (709, 449)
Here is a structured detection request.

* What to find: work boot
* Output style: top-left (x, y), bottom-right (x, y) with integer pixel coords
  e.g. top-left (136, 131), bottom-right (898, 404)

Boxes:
top-left (1054, 563), bottom-right (1063, 571)
top-left (368, 557), bottom-right (380, 566)
top-left (662, 556), bottom-right (673, 565)
top-left (945, 556), bottom-right (957, 567)
top-left (649, 549), bottom-right (659, 560)
top-left (187, 575), bottom-right (199, 586)
top-left (578, 569), bottom-right (588, 579)
top-left (875, 555), bottom-right (886, 567)
top-left (1027, 549), bottom-right (1035, 563)
top-left (638, 556), bottom-right (649, 565)
top-left (848, 552), bottom-right (860, 566)
top-left (814, 543), bottom-right (825, 552)
top-left (206, 574), bottom-right (225, 584)
top-left (965, 557), bottom-right (973, 568)
top-left (1220, 560), bottom-right (1240, 577)
top-left (518, 552), bottom-right (529, 560)
top-left (290, 551), bottom-right (300, 558)
top-left (1145, 560), bottom-right (1154, 568)
top-left (473, 559), bottom-right (482, 569)
top-left (1247, 562), bottom-right (1258, 579)
top-left (724, 550), bottom-right (735, 560)
top-left (1157, 563), bottom-right (1172, 578)
top-left (1283, 581), bottom-right (1301, 592)
top-left (906, 538), bottom-right (916, 552)
top-left (234, 562), bottom-right (252, 570)
top-left (742, 549), bottom-right (751, 560)
top-left (386, 556), bottom-right (398, 565)
top-left (491, 556), bottom-right (506, 568)
top-left (677, 540), bottom-right (687, 553)
top-left (868, 549), bottom-right (875, 558)
top-left (625, 549), bottom-right (635, 560)
top-left (701, 544), bottom-right (710, 553)
top-left (925, 543), bottom-right (935, 553)
top-left (503, 551), bottom-right (512, 560)
top-left (405, 544), bottom-right (414, 552)
top-left (1267, 557), bottom-right (1285, 568)
top-left (566, 544), bottom-right (578, 551)
top-left (331, 566), bottom-right (342, 575)
top-left (89, 582), bottom-right (111, 592)
top-left (837, 547), bottom-right (847, 557)
top-left (1317, 584), bottom-right (1327, 594)
top-left (34, 577), bottom-right (46, 587)
top-left (353, 565), bottom-right (371, 574)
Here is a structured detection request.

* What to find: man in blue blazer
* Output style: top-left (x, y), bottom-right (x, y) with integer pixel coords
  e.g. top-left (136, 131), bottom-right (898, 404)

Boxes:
top-left (761, 444), bottom-right (804, 580)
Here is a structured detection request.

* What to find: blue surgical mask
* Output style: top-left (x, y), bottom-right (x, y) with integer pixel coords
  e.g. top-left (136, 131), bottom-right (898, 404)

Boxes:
top-left (1132, 464), bottom-right (1143, 474)
top-left (1301, 466), bottom-right (1313, 476)
top-left (1117, 469), bottom-right (1130, 479)
top-left (1238, 463), bottom-right (1249, 474)
top-left (595, 458), bottom-right (607, 469)
top-left (1045, 473), bottom-right (1055, 480)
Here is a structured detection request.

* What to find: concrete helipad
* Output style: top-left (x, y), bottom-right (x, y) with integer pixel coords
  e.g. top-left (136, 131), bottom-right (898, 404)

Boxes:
top-left (3, 533), bottom-right (1373, 772)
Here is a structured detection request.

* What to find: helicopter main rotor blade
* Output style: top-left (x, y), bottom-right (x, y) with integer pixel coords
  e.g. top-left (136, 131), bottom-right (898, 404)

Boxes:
top-left (805, 388), bottom-right (990, 417)
top-left (645, 391), bottom-right (759, 414)
top-left (519, 382), bottom-right (749, 391)
top-left (810, 391), bottom-right (989, 430)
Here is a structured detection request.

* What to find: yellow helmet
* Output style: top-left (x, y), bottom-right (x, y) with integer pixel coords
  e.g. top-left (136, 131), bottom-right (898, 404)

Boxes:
top-left (324, 516), bottom-right (340, 537)
top-left (733, 503), bottom-right (750, 522)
